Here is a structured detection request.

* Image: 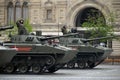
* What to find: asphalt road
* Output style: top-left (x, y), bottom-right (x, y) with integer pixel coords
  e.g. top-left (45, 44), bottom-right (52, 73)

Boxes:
top-left (0, 64), bottom-right (120, 80)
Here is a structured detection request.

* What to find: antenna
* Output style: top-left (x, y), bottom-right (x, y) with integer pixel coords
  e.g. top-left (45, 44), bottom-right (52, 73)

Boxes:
top-left (9, 13), bottom-right (12, 26)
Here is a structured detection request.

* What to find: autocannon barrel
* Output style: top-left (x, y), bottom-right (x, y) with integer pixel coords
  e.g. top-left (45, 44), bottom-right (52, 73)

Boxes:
top-left (80, 35), bottom-right (120, 43)
top-left (0, 25), bottom-right (14, 31)
top-left (39, 33), bottom-right (79, 41)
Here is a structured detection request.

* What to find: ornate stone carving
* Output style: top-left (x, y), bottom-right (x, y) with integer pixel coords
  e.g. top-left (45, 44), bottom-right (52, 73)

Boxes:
top-left (45, 0), bottom-right (53, 9)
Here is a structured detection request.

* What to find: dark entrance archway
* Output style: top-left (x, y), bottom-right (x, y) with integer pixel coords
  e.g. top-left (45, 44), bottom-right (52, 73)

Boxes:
top-left (75, 7), bottom-right (112, 48)
top-left (75, 7), bottom-right (106, 27)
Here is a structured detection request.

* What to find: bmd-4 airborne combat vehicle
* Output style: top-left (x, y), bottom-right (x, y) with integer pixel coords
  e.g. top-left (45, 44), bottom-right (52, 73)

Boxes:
top-left (2, 19), bottom-right (78, 74)
top-left (59, 36), bottom-right (115, 69)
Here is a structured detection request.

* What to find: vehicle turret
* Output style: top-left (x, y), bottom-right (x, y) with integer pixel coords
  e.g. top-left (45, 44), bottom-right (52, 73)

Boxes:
top-left (10, 19), bottom-right (78, 43)
top-left (10, 33), bottom-right (78, 43)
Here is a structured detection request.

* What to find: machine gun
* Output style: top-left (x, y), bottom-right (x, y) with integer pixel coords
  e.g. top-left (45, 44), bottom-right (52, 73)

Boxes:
top-left (0, 25), bottom-right (14, 31)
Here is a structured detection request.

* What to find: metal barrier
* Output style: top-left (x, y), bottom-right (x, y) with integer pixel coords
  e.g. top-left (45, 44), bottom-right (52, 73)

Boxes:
top-left (107, 56), bottom-right (120, 65)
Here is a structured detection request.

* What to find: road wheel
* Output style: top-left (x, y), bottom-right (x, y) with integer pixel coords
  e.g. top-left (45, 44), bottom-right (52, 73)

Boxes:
top-left (19, 64), bottom-right (28, 73)
top-left (46, 56), bottom-right (55, 66)
top-left (67, 62), bottom-right (75, 69)
top-left (32, 64), bottom-right (41, 73)
top-left (77, 61), bottom-right (86, 69)
top-left (5, 63), bottom-right (15, 73)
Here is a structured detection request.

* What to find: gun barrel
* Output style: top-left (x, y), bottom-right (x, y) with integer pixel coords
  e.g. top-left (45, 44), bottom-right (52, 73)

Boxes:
top-left (0, 25), bottom-right (14, 31)
top-left (39, 33), bottom-right (79, 41)
top-left (81, 35), bottom-right (120, 43)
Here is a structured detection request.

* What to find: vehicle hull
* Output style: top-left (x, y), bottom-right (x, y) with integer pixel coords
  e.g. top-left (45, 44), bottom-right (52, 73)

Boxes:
top-left (0, 46), bottom-right (16, 67)
top-left (3, 43), bottom-right (77, 73)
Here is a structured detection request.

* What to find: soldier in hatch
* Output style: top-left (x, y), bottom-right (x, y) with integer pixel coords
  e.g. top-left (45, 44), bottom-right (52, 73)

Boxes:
top-left (61, 25), bottom-right (68, 35)
top-left (16, 19), bottom-right (29, 35)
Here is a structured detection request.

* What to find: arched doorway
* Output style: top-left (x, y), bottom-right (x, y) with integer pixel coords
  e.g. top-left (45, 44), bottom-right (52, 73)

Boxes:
top-left (66, 1), bottom-right (112, 48)
top-left (74, 7), bottom-right (111, 47)
top-left (75, 7), bottom-right (106, 27)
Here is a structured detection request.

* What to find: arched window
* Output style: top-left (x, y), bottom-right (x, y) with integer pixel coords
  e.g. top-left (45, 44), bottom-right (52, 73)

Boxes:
top-left (15, 1), bottom-right (21, 21)
top-left (7, 2), bottom-right (14, 24)
top-left (45, 0), bottom-right (53, 22)
top-left (22, 1), bottom-right (29, 20)
top-left (7, 1), bottom-right (29, 24)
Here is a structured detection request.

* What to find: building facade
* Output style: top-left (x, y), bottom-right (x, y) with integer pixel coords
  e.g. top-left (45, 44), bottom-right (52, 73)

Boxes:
top-left (0, 0), bottom-right (120, 56)
top-left (0, 0), bottom-right (120, 31)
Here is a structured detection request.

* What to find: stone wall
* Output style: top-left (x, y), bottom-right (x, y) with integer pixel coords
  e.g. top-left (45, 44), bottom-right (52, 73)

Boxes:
top-left (0, 0), bottom-right (5, 26)
top-left (0, 0), bottom-right (119, 30)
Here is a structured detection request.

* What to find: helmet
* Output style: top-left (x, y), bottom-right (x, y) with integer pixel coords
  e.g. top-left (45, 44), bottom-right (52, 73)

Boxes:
top-left (19, 19), bottom-right (24, 24)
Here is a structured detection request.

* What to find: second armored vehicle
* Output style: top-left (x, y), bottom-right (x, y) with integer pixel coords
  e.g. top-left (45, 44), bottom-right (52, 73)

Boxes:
top-left (59, 37), bottom-right (113, 69)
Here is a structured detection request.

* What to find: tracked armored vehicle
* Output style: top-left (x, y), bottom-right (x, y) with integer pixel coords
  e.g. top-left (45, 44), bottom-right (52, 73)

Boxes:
top-left (2, 19), bottom-right (78, 73)
top-left (59, 36), bottom-right (114, 69)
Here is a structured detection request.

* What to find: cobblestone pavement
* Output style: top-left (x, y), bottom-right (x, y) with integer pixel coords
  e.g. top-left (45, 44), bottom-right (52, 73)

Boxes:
top-left (0, 64), bottom-right (120, 80)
